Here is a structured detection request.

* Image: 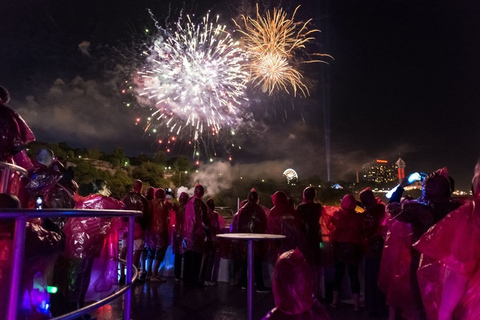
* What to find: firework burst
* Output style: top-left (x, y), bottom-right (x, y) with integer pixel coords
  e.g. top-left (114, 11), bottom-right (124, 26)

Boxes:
top-left (135, 12), bottom-right (249, 158)
top-left (234, 5), bottom-right (332, 97)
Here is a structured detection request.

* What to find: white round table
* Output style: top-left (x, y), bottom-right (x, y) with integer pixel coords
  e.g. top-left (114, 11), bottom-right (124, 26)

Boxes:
top-left (217, 233), bottom-right (285, 320)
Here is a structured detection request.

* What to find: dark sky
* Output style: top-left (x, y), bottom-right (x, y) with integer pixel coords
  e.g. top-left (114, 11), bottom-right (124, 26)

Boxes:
top-left (1, 0), bottom-right (479, 190)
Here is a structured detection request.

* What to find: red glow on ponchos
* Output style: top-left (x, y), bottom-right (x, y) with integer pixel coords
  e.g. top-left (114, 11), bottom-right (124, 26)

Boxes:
top-left (63, 194), bottom-right (124, 259)
top-left (414, 199), bottom-right (480, 320)
top-left (273, 249), bottom-right (314, 314)
top-left (181, 197), bottom-right (207, 253)
top-left (59, 194), bottom-right (124, 302)
top-left (0, 104), bottom-right (35, 165)
top-left (268, 191), bottom-right (307, 262)
top-left (145, 198), bottom-right (172, 249)
top-left (328, 195), bottom-right (364, 245)
top-left (377, 216), bottom-right (420, 320)
top-left (262, 248), bottom-right (331, 319)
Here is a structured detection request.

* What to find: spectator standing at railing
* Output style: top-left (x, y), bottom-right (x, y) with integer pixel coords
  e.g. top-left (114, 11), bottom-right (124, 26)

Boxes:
top-left (120, 179), bottom-right (149, 283)
top-left (360, 187), bottom-right (387, 318)
top-left (234, 188), bottom-right (270, 292)
top-left (386, 168), bottom-right (462, 320)
top-left (296, 186), bottom-right (324, 299)
top-left (327, 194), bottom-right (365, 312)
top-left (173, 192), bottom-right (189, 281)
top-left (0, 85), bottom-right (35, 206)
top-left (143, 188), bottom-right (172, 282)
top-left (181, 184), bottom-right (208, 287)
top-left (53, 179), bottom-right (123, 317)
top-left (201, 198), bottom-right (221, 285)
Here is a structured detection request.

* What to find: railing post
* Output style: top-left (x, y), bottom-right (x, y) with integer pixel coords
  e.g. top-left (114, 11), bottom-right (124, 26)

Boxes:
top-left (0, 167), bottom-right (12, 193)
top-left (8, 214), bottom-right (27, 320)
top-left (124, 215), bottom-right (135, 320)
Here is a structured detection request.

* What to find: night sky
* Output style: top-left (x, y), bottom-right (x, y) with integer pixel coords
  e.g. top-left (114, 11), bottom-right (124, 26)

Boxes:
top-left (1, 0), bottom-right (479, 190)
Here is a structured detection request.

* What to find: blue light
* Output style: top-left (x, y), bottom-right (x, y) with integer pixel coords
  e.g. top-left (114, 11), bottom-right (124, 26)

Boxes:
top-left (386, 185), bottom-right (399, 199)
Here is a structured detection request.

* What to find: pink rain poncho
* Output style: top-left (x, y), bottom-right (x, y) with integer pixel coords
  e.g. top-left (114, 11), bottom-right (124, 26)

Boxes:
top-left (267, 191), bottom-right (307, 263)
top-left (262, 248), bottom-right (331, 320)
top-left (172, 192), bottom-right (189, 255)
top-left (377, 215), bottom-right (419, 320)
top-left (0, 101), bottom-right (35, 206)
top-left (59, 194), bottom-right (123, 302)
top-left (0, 102), bottom-right (35, 167)
top-left (122, 191), bottom-right (149, 241)
top-left (327, 195), bottom-right (365, 265)
top-left (181, 196), bottom-right (207, 254)
top-left (145, 197), bottom-right (172, 249)
top-left (414, 199), bottom-right (480, 320)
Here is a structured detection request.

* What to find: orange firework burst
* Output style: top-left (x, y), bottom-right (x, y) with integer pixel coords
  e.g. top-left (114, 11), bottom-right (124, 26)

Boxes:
top-left (234, 5), bottom-right (332, 97)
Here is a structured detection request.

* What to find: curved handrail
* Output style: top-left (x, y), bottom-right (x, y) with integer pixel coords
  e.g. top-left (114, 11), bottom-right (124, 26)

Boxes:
top-left (52, 259), bottom-right (139, 320)
top-left (0, 162), bottom-right (28, 193)
top-left (0, 162), bottom-right (28, 176)
top-left (1, 208), bottom-right (141, 320)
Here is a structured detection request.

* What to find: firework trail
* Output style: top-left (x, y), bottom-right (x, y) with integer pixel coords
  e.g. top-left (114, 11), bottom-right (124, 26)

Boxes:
top-left (135, 12), bottom-right (249, 159)
top-left (234, 5), bottom-right (332, 97)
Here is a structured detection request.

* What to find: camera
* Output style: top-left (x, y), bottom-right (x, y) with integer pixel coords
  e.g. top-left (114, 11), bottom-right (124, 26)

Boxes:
top-left (35, 195), bottom-right (43, 210)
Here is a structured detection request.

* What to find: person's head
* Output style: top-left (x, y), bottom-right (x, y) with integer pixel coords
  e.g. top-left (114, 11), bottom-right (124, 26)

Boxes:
top-left (422, 167), bottom-right (451, 201)
top-left (145, 186), bottom-right (155, 200)
top-left (303, 186), bottom-right (316, 202)
top-left (0, 193), bottom-right (21, 208)
top-left (92, 179), bottom-right (110, 197)
top-left (194, 184), bottom-right (204, 199)
top-left (206, 198), bottom-right (215, 211)
top-left (36, 148), bottom-right (55, 167)
top-left (341, 194), bottom-right (357, 211)
top-left (360, 187), bottom-right (377, 207)
top-left (179, 192), bottom-right (189, 206)
top-left (155, 188), bottom-right (166, 200)
top-left (0, 85), bottom-right (10, 105)
top-left (272, 248), bottom-right (314, 314)
top-left (247, 188), bottom-right (259, 204)
top-left (271, 191), bottom-right (288, 207)
top-left (132, 179), bottom-right (143, 193)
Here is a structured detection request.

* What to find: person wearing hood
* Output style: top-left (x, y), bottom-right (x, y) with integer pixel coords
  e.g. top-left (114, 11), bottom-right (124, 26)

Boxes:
top-left (413, 161), bottom-right (480, 320)
top-left (181, 184), bottom-right (208, 287)
top-left (267, 191), bottom-right (307, 264)
top-left (387, 167), bottom-right (462, 320)
top-left (234, 188), bottom-right (269, 292)
top-left (296, 187), bottom-right (324, 298)
top-left (262, 248), bottom-right (331, 320)
top-left (360, 188), bottom-right (387, 318)
top-left (120, 179), bottom-right (149, 283)
top-left (144, 188), bottom-right (172, 282)
top-left (327, 194), bottom-right (365, 311)
top-left (0, 85), bottom-right (35, 206)
top-left (53, 179), bottom-right (123, 316)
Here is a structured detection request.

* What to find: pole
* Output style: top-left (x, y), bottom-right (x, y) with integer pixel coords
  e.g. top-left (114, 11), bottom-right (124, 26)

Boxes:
top-left (247, 239), bottom-right (253, 320)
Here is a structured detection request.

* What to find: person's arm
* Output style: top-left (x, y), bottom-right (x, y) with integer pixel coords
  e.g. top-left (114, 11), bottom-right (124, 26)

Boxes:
top-left (438, 267), bottom-right (468, 320)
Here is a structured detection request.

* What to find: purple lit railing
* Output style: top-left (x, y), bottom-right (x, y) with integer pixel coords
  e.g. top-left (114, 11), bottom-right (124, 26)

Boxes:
top-left (1, 208), bottom-right (141, 320)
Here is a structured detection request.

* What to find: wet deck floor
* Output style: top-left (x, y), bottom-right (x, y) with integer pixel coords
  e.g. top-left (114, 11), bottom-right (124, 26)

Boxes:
top-left (90, 278), bottom-right (386, 320)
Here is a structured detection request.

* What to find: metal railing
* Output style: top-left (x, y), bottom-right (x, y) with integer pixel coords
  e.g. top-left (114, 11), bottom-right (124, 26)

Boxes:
top-left (1, 208), bottom-right (141, 320)
top-left (0, 162), bottom-right (28, 193)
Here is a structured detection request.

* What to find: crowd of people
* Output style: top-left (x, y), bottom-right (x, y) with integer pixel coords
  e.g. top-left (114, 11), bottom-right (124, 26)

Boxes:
top-left (2, 83), bottom-right (480, 320)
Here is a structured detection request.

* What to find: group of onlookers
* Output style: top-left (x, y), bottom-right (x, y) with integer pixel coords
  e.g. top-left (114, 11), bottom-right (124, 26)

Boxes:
top-left (2, 83), bottom-right (480, 320)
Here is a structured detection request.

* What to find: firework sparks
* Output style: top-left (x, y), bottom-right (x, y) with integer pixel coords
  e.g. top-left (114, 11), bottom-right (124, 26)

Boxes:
top-left (136, 12), bottom-right (249, 158)
top-left (234, 5), bottom-right (332, 97)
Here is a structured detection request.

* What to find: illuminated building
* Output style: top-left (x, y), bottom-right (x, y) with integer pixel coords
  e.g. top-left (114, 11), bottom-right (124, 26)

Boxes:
top-left (362, 159), bottom-right (405, 185)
